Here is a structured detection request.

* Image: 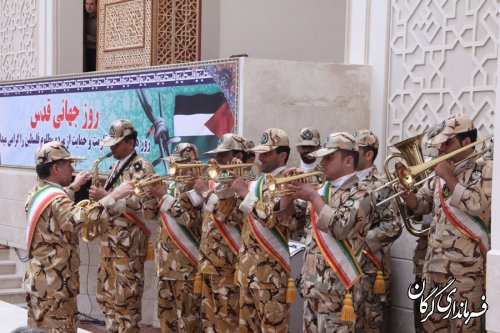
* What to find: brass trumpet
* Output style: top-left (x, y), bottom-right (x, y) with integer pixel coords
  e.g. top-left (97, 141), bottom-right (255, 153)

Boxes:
top-left (266, 171), bottom-right (324, 197)
top-left (168, 158), bottom-right (208, 182)
top-left (134, 175), bottom-right (174, 197)
top-left (206, 159), bottom-right (258, 181)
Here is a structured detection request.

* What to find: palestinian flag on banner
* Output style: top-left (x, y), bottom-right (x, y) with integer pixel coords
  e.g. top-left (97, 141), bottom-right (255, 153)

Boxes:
top-left (174, 92), bottom-right (235, 157)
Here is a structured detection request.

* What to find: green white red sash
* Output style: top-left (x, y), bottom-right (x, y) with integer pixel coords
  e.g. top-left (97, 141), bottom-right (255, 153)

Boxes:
top-left (311, 181), bottom-right (363, 289)
top-left (212, 215), bottom-right (241, 255)
top-left (362, 246), bottom-right (382, 268)
top-left (437, 177), bottom-right (490, 256)
top-left (209, 179), bottom-right (241, 254)
top-left (159, 184), bottom-right (201, 266)
top-left (122, 212), bottom-right (151, 236)
top-left (246, 175), bottom-right (291, 274)
top-left (26, 185), bottom-right (67, 249)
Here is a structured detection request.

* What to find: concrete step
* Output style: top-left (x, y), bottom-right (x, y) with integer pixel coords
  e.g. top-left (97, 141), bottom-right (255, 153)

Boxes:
top-left (0, 261), bottom-right (16, 275)
top-left (0, 274), bottom-right (23, 289)
top-left (0, 288), bottom-right (26, 304)
top-left (0, 249), bottom-right (9, 261)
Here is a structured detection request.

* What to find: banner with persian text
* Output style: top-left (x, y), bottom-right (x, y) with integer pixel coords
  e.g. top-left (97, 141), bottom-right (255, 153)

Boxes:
top-left (0, 59), bottom-right (239, 175)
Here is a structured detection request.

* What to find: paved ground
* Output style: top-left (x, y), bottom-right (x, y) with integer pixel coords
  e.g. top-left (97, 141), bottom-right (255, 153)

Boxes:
top-left (80, 323), bottom-right (161, 332)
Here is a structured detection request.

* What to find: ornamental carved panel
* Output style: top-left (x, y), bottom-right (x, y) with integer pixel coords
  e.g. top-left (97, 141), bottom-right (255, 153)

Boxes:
top-left (97, 0), bottom-right (200, 71)
top-left (387, 0), bottom-right (498, 150)
top-left (97, 0), bottom-right (153, 70)
top-left (0, 0), bottom-right (37, 81)
top-left (155, 0), bottom-right (201, 64)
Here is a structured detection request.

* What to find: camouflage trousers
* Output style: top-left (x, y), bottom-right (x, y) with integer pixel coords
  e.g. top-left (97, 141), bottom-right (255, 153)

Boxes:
top-left (353, 274), bottom-right (383, 333)
top-left (239, 286), bottom-right (289, 333)
top-left (27, 295), bottom-right (78, 333)
top-left (157, 277), bottom-right (202, 333)
top-left (422, 272), bottom-right (485, 333)
top-left (96, 256), bottom-right (145, 333)
top-left (201, 274), bottom-right (239, 333)
top-left (303, 293), bottom-right (355, 333)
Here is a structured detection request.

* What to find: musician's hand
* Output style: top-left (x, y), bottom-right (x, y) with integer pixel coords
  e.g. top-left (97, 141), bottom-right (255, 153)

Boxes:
top-left (231, 177), bottom-right (249, 199)
top-left (109, 181), bottom-right (134, 201)
top-left (289, 182), bottom-right (316, 202)
top-left (89, 185), bottom-right (109, 201)
top-left (193, 177), bottom-right (210, 196)
top-left (434, 160), bottom-right (455, 179)
top-left (71, 171), bottom-right (91, 191)
top-left (147, 182), bottom-right (168, 199)
top-left (283, 167), bottom-right (303, 177)
top-left (434, 159), bottom-right (458, 192)
top-left (398, 185), bottom-right (417, 210)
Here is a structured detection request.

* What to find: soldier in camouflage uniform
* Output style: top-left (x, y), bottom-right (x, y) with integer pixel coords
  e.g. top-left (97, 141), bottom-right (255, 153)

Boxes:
top-left (231, 128), bottom-right (298, 333)
top-left (284, 132), bottom-right (375, 333)
top-left (90, 120), bottom-right (159, 333)
top-left (401, 114), bottom-right (492, 333)
top-left (24, 141), bottom-right (133, 333)
top-left (189, 133), bottom-right (248, 332)
top-left (148, 143), bottom-right (203, 333)
top-left (352, 130), bottom-right (401, 333)
top-left (290, 127), bottom-right (323, 241)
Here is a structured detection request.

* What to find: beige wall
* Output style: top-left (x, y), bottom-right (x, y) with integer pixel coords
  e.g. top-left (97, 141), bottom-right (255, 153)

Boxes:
top-left (239, 58), bottom-right (371, 167)
top-left (216, 0), bottom-right (346, 62)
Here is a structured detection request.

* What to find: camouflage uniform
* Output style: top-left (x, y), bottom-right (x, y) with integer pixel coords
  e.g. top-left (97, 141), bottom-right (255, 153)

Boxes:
top-left (352, 130), bottom-right (401, 333)
top-left (354, 166), bottom-right (400, 333)
top-left (24, 142), bottom-right (116, 333)
top-left (291, 127), bottom-right (323, 242)
top-left (411, 155), bottom-right (491, 332)
top-left (96, 120), bottom-right (158, 333)
top-left (301, 174), bottom-right (374, 333)
top-left (237, 128), bottom-right (299, 333)
top-left (411, 114), bottom-right (492, 333)
top-left (156, 184), bottom-right (203, 333)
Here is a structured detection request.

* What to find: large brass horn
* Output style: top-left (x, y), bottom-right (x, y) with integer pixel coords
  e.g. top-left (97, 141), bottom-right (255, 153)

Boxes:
top-left (382, 135), bottom-right (492, 237)
top-left (382, 133), bottom-right (431, 237)
top-left (79, 152), bottom-right (112, 242)
top-left (379, 136), bottom-right (493, 206)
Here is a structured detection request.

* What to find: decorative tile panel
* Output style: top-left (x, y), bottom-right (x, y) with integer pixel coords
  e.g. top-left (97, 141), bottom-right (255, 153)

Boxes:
top-left (97, 0), bottom-right (153, 70)
top-left (0, 0), bottom-right (37, 81)
top-left (388, 0), bottom-right (498, 152)
top-left (156, 0), bottom-right (201, 64)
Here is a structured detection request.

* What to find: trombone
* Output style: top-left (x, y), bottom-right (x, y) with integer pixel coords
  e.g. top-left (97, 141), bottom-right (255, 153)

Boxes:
top-left (377, 136), bottom-right (493, 208)
top-left (206, 159), bottom-right (258, 181)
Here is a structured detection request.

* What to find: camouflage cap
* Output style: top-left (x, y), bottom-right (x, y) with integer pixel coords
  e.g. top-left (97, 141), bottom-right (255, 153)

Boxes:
top-left (163, 143), bottom-right (199, 162)
top-left (427, 114), bottom-right (474, 146)
top-left (204, 133), bottom-right (246, 155)
top-left (296, 127), bottom-right (321, 147)
top-left (244, 139), bottom-right (256, 150)
top-left (35, 141), bottom-right (85, 166)
top-left (100, 119), bottom-right (135, 147)
top-left (353, 129), bottom-right (379, 149)
top-left (250, 128), bottom-right (289, 153)
top-left (309, 132), bottom-right (358, 157)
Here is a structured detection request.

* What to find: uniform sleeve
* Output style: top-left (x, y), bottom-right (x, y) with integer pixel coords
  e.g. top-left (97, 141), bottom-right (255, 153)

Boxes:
top-left (316, 188), bottom-right (374, 240)
top-left (449, 158), bottom-right (492, 217)
top-left (52, 196), bottom-right (110, 233)
top-left (165, 191), bottom-right (202, 229)
top-left (412, 179), bottom-right (435, 216)
top-left (365, 185), bottom-right (402, 252)
top-left (125, 158), bottom-right (159, 219)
